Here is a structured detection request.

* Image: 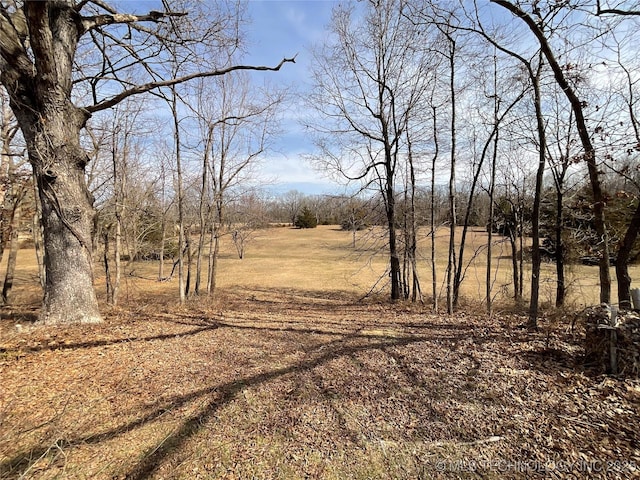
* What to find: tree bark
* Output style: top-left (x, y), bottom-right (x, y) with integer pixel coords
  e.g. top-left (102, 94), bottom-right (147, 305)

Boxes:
top-left (529, 62), bottom-right (546, 327)
top-left (0, 3), bottom-right (101, 323)
top-left (616, 200), bottom-right (640, 309)
top-left (14, 105), bottom-right (102, 324)
top-left (32, 176), bottom-right (46, 290)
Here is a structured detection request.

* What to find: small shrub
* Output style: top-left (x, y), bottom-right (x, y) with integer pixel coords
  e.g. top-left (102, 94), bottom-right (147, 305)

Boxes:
top-left (295, 206), bottom-right (318, 229)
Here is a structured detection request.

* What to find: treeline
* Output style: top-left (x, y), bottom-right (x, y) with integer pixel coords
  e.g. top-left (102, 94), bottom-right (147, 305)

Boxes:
top-left (1, 143), bottom-right (638, 317)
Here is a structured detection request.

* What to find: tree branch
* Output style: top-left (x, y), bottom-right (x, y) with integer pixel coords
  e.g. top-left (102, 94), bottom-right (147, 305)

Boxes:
top-left (84, 56), bottom-right (296, 114)
top-left (596, 0), bottom-right (640, 16)
top-left (80, 11), bottom-right (187, 34)
top-left (0, 11), bottom-right (33, 82)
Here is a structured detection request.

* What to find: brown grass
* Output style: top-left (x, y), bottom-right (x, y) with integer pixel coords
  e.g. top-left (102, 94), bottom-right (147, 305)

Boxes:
top-left (95, 225), bottom-right (630, 309)
top-left (1, 226), bottom-right (639, 479)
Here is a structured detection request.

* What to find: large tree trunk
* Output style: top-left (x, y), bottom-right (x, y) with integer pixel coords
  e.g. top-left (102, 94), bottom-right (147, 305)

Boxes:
top-left (616, 200), bottom-right (640, 309)
top-left (0, 2), bottom-right (101, 324)
top-left (17, 107), bottom-right (102, 324)
top-left (37, 154), bottom-right (101, 323)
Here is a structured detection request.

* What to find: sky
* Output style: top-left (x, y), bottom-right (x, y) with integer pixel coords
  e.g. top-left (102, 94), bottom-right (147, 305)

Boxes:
top-left (243, 0), bottom-right (341, 195)
top-left (238, 1), bottom-right (523, 196)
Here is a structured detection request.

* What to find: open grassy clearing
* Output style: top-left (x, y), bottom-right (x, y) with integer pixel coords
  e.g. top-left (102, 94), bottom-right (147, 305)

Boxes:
top-left (92, 225), bottom-right (634, 309)
top-left (1, 226), bottom-right (639, 479)
top-left (0, 225), bottom-right (629, 310)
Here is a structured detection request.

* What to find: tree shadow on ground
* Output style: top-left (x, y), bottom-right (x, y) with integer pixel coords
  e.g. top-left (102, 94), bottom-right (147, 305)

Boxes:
top-left (1, 288), bottom-right (591, 478)
top-left (0, 311), bottom-right (518, 479)
top-left (0, 330), bottom-right (425, 478)
top-left (0, 305), bottom-right (39, 324)
top-left (2, 323), bottom-right (220, 355)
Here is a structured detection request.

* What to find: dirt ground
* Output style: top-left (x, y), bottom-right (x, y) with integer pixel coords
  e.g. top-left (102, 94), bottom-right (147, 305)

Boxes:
top-left (1, 287), bottom-right (638, 479)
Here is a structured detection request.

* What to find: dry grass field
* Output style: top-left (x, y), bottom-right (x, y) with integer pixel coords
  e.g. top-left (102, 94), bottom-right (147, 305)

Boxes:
top-left (1, 226), bottom-right (639, 479)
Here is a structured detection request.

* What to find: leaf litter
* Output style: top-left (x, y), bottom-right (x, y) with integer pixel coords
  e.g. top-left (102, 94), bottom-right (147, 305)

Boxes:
top-left (0, 288), bottom-right (638, 479)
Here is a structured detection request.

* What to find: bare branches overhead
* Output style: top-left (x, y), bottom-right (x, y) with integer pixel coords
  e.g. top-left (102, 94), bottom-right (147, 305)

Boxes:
top-left (0, 1), bottom-right (295, 115)
top-left (85, 56), bottom-right (296, 114)
top-left (595, 0), bottom-right (640, 16)
top-left (80, 11), bottom-right (187, 35)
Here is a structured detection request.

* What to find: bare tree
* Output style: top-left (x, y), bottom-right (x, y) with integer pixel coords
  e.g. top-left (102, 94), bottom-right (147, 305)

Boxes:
top-left (401, 125), bottom-right (421, 302)
top-left (190, 73), bottom-right (283, 296)
top-left (608, 28), bottom-right (640, 309)
top-left (309, 0), bottom-right (433, 301)
top-left (546, 107), bottom-right (576, 308)
top-left (105, 99), bottom-right (149, 304)
top-left (485, 53), bottom-right (500, 316)
top-left (462, 6), bottom-right (547, 322)
top-left (429, 103), bottom-right (439, 311)
top-left (228, 192), bottom-right (267, 260)
top-left (0, 1), bottom-right (293, 323)
top-left (442, 20), bottom-right (458, 314)
top-left (281, 190), bottom-right (305, 227)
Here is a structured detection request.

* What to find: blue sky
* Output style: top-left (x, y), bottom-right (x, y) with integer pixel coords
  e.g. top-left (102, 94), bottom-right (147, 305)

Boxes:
top-left (244, 0), bottom-right (341, 195)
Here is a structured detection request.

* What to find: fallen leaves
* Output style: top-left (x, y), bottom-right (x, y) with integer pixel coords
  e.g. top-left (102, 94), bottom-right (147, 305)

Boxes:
top-left (0, 290), bottom-right (638, 479)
